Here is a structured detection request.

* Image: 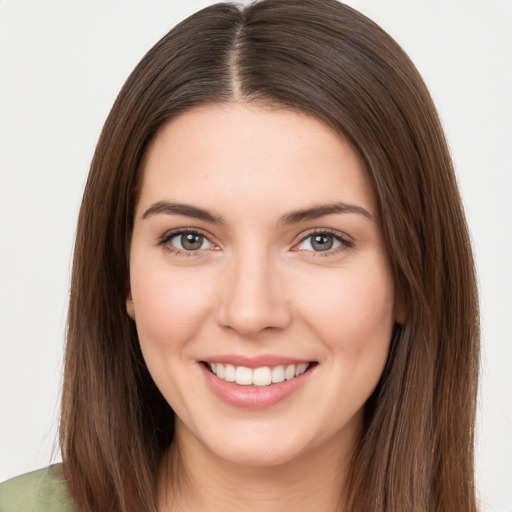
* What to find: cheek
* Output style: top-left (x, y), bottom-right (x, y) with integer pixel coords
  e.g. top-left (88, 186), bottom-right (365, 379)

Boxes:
top-left (130, 264), bottom-right (214, 349)
top-left (129, 264), bottom-right (217, 411)
top-left (293, 264), bottom-right (395, 426)
top-left (294, 262), bottom-right (395, 351)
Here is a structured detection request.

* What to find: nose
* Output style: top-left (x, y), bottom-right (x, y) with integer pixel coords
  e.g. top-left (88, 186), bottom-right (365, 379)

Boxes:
top-left (215, 249), bottom-right (292, 336)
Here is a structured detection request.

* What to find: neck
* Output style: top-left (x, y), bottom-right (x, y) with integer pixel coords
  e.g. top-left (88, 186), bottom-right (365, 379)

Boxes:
top-left (158, 422), bottom-right (357, 512)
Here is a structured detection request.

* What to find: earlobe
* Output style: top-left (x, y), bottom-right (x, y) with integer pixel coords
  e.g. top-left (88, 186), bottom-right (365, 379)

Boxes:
top-left (126, 293), bottom-right (136, 319)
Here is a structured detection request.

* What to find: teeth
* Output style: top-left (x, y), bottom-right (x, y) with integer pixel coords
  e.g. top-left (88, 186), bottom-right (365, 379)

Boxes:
top-left (235, 366), bottom-right (253, 385)
top-left (224, 364), bottom-right (236, 382)
top-left (271, 365), bottom-right (285, 383)
top-left (295, 363), bottom-right (309, 376)
top-left (253, 367), bottom-right (271, 386)
top-left (209, 362), bottom-right (310, 387)
top-left (285, 365), bottom-right (295, 380)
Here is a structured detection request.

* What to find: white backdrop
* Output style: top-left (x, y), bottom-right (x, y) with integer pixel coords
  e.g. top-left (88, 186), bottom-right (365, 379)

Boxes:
top-left (0, 1), bottom-right (511, 510)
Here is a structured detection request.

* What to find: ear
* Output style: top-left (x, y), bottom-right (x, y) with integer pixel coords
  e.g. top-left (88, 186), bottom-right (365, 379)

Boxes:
top-left (126, 292), bottom-right (135, 319)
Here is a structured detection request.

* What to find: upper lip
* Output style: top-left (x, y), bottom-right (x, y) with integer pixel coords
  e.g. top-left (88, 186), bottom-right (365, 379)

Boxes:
top-left (200, 354), bottom-right (315, 368)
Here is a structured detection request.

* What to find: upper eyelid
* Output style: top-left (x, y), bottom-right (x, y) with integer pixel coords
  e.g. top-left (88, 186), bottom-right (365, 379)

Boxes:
top-left (159, 227), bottom-right (214, 243)
top-left (295, 228), bottom-right (352, 243)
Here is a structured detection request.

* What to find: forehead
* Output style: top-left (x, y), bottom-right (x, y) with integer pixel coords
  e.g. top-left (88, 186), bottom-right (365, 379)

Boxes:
top-left (136, 102), bottom-right (376, 220)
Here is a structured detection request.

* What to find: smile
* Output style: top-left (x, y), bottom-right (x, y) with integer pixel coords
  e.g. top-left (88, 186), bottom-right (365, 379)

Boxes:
top-left (200, 359), bottom-right (317, 408)
top-left (207, 362), bottom-right (311, 387)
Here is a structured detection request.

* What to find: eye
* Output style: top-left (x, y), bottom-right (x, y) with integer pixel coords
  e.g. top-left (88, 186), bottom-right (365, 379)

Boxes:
top-left (159, 230), bottom-right (216, 253)
top-left (171, 232), bottom-right (213, 251)
top-left (295, 231), bottom-right (351, 253)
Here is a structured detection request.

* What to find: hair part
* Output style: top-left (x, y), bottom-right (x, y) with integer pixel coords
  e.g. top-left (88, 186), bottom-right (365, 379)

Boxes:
top-left (61, 1), bottom-right (479, 511)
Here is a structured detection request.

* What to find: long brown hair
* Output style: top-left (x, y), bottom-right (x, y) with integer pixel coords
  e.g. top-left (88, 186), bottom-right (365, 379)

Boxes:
top-left (61, 1), bottom-right (480, 510)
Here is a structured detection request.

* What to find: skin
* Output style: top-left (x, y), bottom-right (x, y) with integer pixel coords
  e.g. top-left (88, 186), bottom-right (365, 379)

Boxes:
top-left (127, 103), bottom-right (397, 511)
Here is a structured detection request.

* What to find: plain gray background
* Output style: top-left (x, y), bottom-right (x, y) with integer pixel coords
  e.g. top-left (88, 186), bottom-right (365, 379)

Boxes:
top-left (1, 1), bottom-right (511, 511)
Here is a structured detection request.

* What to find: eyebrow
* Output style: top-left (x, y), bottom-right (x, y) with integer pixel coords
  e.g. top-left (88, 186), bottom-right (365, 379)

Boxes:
top-left (142, 201), bottom-right (225, 224)
top-left (141, 200), bottom-right (373, 224)
top-left (280, 202), bottom-right (373, 225)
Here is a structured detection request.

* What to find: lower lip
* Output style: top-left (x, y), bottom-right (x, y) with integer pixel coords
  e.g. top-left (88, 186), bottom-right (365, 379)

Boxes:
top-left (200, 364), bottom-right (314, 409)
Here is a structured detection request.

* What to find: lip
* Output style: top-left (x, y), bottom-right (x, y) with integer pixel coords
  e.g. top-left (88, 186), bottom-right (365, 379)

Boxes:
top-left (199, 357), bottom-right (316, 409)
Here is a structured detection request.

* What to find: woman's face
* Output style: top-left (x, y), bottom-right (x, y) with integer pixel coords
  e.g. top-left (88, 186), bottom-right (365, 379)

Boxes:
top-left (128, 103), bottom-right (396, 467)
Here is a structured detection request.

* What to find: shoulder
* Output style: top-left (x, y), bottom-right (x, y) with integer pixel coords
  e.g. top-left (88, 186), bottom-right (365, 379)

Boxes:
top-left (0, 464), bottom-right (76, 512)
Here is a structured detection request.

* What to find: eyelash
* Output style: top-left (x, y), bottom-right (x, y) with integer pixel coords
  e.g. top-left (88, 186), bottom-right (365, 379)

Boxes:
top-left (157, 228), bottom-right (354, 257)
top-left (157, 228), bottom-right (215, 257)
top-left (294, 228), bottom-right (354, 256)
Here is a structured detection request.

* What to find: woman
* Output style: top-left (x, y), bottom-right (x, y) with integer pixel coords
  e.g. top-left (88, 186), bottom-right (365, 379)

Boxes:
top-left (0, 1), bottom-right (479, 511)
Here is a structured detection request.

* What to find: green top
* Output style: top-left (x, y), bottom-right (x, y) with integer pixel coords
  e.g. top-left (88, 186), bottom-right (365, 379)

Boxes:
top-left (0, 464), bottom-right (76, 512)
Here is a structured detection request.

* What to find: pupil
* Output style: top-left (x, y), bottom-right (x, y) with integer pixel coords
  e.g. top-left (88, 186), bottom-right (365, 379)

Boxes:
top-left (312, 234), bottom-right (333, 251)
top-left (182, 233), bottom-right (203, 250)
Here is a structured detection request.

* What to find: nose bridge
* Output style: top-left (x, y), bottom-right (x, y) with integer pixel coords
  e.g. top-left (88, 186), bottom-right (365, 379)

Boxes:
top-left (216, 244), bottom-right (290, 335)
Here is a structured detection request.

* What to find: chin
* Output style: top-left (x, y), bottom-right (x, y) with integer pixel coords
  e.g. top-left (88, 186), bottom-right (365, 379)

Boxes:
top-left (195, 417), bottom-right (341, 469)
top-left (209, 437), bottom-right (309, 468)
